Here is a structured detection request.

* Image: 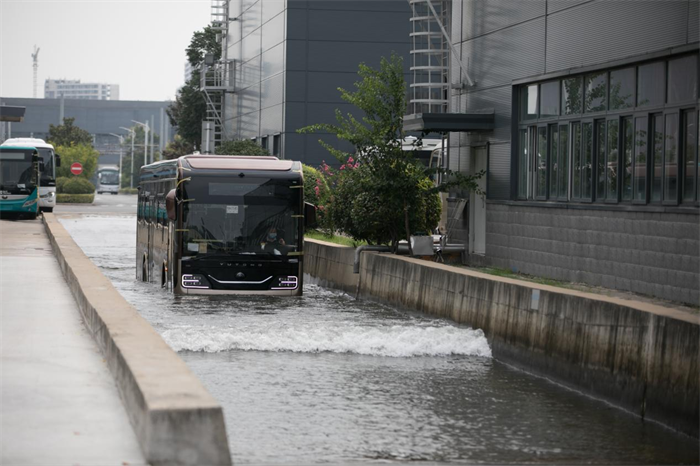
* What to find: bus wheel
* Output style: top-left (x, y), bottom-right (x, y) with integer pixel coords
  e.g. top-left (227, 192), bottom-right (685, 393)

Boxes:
top-left (27, 213), bottom-right (37, 220)
top-left (161, 264), bottom-right (167, 288)
top-left (44, 207), bottom-right (53, 213)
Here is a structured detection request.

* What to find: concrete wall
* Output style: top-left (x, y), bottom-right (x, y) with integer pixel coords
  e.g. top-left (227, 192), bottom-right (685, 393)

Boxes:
top-left (304, 239), bottom-right (700, 437)
top-left (43, 214), bottom-right (231, 466)
top-left (304, 238), bottom-right (358, 294)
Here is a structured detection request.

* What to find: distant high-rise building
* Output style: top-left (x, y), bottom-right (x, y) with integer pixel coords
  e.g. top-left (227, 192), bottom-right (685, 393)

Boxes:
top-left (44, 79), bottom-right (119, 100)
top-left (184, 61), bottom-right (194, 84)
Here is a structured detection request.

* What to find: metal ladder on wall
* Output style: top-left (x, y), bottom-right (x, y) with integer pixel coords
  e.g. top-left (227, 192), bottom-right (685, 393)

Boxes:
top-left (201, 0), bottom-right (230, 151)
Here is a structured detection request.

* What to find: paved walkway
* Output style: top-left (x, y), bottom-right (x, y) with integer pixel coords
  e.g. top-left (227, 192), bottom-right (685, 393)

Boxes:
top-left (0, 218), bottom-right (146, 466)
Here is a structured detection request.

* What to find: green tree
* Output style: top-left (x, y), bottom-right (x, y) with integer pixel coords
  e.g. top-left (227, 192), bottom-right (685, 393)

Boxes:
top-left (215, 139), bottom-right (270, 156)
top-left (55, 144), bottom-right (99, 180)
top-left (162, 135), bottom-right (194, 160)
top-left (48, 117), bottom-right (93, 147)
top-left (300, 54), bottom-right (481, 252)
top-left (167, 25), bottom-right (221, 148)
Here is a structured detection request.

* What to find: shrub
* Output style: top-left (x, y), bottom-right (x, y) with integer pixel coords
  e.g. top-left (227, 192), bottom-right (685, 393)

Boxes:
top-left (302, 164), bottom-right (329, 205)
top-left (57, 193), bottom-right (94, 204)
top-left (55, 176), bottom-right (70, 193)
top-left (61, 177), bottom-right (95, 194)
top-left (119, 187), bottom-right (138, 195)
top-left (55, 144), bottom-right (99, 180)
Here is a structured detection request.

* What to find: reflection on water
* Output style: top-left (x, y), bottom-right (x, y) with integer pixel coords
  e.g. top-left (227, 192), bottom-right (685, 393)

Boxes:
top-left (61, 216), bottom-right (699, 465)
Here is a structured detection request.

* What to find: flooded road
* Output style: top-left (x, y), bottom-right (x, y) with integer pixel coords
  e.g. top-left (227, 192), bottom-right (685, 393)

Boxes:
top-left (61, 215), bottom-right (699, 465)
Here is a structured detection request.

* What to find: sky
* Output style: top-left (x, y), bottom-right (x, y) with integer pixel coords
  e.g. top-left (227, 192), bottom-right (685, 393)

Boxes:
top-left (0, 0), bottom-right (211, 102)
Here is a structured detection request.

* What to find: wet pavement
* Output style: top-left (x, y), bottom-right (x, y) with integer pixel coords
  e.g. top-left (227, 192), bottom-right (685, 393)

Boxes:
top-left (60, 214), bottom-right (699, 465)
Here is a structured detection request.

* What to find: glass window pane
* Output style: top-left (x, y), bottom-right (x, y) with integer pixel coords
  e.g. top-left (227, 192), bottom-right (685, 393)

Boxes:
top-left (550, 125), bottom-right (559, 198)
top-left (562, 77), bottom-right (582, 115)
top-left (583, 122), bottom-right (593, 199)
top-left (529, 127), bottom-right (537, 199)
top-left (668, 55), bottom-right (698, 104)
top-left (634, 117), bottom-right (648, 202)
top-left (607, 120), bottom-right (619, 200)
top-left (537, 127), bottom-right (548, 198)
top-left (664, 114), bottom-right (679, 202)
top-left (622, 117), bottom-right (633, 201)
top-left (637, 62), bottom-right (665, 107)
top-left (609, 67), bottom-right (635, 110)
top-left (596, 120), bottom-right (606, 200)
top-left (518, 129), bottom-right (528, 199)
top-left (652, 115), bottom-right (664, 202)
top-left (540, 81), bottom-right (560, 118)
top-left (573, 122), bottom-right (582, 199)
top-left (520, 85), bottom-right (538, 120)
top-left (559, 125), bottom-right (569, 199)
top-left (585, 72), bottom-right (607, 113)
top-left (683, 110), bottom-right (697, 201)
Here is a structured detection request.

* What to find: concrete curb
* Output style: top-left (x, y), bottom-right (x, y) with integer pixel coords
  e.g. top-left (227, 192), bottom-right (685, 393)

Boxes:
top-left (43, 213), bottom-right (232, 466)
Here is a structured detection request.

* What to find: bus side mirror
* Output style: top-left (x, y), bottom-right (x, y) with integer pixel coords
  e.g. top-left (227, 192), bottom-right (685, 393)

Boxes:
top-left (39, 161), bottom-right (45, 172)
top-left (55, 154), bottom-right (61, 167)
top-left (166, 189), bottom-right (177, 221)
top-left (304, 202), bottom-right (317, 229)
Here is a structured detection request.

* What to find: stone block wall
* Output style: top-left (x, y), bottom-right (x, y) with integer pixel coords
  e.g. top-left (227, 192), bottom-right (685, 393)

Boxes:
top-left (485, 202), bottom-right (700, 305)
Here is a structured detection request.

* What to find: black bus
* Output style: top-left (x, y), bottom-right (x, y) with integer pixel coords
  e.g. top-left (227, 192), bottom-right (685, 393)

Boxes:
top-left (137, 154), bottom-right (307, 295)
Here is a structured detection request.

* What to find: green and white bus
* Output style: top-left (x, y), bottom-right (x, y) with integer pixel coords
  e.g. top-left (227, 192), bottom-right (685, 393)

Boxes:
top-left (1, 138), bottom-right (60, 212)
top-left (0, 146), bottom-right (41, 219)
top-left (137, 154), bottom-right (311, 295)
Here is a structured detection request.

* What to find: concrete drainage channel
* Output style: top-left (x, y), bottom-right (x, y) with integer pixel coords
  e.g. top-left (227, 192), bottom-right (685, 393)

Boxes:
top-left (42, 213), bottom-right (231, 466)
top-left (304, 238), bottom-right (700, 439)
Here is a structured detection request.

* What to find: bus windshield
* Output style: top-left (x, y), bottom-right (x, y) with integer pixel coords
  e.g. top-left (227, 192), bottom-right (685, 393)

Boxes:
top-left (181, 176), bottom-right (300, 257)
top-left (0, 150), bottom-right (37, 194)
top-left (99, 170), bottom-right (119, 185)
top-left (37, 148), bottom-right (55, 182)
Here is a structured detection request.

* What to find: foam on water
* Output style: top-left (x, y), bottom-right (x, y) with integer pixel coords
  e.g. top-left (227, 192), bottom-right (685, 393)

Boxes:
top-left (162, 323), bottom-right (492, 358)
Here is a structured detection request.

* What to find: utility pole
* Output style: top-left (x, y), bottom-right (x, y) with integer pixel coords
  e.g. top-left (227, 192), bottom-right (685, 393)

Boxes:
top-left (108, 133), bottom-right (125, 189)
top-left (150, 114), bottom-right (155, 163)
top-left (120, 126), bottom-right (136, 188)
top-left (31, 46), bottom-right (40, 98)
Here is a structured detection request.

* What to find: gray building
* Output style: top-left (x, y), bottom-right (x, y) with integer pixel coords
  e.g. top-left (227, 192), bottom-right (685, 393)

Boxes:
top-left (0, 97), bottom-right (174, 165)
top-left (45, 79), bottom-right (120, 100)
top-left (435, 0), bottom-right (699, 305)
top-left (204, 0), bottom-right (412, 166)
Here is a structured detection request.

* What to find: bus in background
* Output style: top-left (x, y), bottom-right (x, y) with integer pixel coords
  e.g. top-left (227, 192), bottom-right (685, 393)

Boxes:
top-left (0, 146), bottom-right (41, 219)
top-left (96, 164), bottom-right (120, 195)
top-left (0, 138), bottom-right (60, 212)
top-left (137, 154), bottom-right (311, 296)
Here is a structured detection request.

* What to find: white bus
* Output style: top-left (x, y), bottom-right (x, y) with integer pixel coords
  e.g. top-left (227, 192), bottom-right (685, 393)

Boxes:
top-left (1, 138), bottom-right (60, 212)
top-left (96, 164), bottom-right (120, 195)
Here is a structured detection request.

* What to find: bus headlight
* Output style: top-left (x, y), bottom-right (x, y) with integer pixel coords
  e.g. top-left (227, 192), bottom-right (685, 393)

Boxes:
top-left (22, 198), bottom-right (38, 208)
top-left (272, 276), bottom-right (298, 290)
top-left (182, 274), bottom-right (211, 289)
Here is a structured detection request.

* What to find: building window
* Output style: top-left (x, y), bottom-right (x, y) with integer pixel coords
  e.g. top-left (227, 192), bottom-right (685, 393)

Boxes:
top-left (516, 53), bottom-right (698, 208)
top-left (682, 110), bottom-right (698, 202)
top-left (637, 61), bottom-right (665, 107)
top-left (668, 55), bottom-right (698, 104)
top-left (609, 68), bottom-right (635, 110)
top-left (562, 77), bottom-right (582, 115)
top-left (273, 134), bottom-right (281, 157)
top-left (540, 81), bottom-right (559, 118)
top-left (584, 72), bottom-right (607, 113)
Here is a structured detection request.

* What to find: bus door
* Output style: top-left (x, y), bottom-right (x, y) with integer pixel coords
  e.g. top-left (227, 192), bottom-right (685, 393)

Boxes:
top-left (147, 192), bottom-right (156, 280)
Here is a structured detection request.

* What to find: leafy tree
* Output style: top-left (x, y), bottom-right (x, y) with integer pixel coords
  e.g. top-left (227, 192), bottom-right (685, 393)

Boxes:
top-left (299, 54), bottom-right (482, 252)
top-left (167, 25), bottom-right (221, 148)
top-left (215, 139), bottom-right (270, 156)
top-left (48, 117), bottom-right (93, 147)
top-left (55, 144), bottom-right (99, 180)
top-left (162, 135), bottom-right (194, 160)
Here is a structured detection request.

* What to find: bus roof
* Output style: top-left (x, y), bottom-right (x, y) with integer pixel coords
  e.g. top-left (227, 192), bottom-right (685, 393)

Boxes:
top-left (1, 138), bottom-right (54, 150)
top-left (183, 155), bottom-right (294, 171)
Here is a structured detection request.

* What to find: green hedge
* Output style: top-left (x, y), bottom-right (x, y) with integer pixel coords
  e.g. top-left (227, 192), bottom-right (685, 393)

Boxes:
top-left (120, 187), bottom-right (138, 195)
top-left (57, 193), bottom-right (95, 204)
top-left (57, 176), bottom-right (95, 194)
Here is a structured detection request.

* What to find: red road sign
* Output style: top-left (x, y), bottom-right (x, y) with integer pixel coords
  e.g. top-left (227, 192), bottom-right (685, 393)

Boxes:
top-left (70, 162), bottom-right (83, 176)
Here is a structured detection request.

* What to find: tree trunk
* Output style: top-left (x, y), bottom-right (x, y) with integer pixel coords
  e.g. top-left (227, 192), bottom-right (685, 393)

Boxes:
top-left (404, 199), bottom-right (413, 256)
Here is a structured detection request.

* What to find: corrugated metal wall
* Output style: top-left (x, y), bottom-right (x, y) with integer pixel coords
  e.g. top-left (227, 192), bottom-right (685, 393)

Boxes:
top-left (223, 0), bottom-right (411, 165)
top-left (451, 0), bottom-right (698, 200)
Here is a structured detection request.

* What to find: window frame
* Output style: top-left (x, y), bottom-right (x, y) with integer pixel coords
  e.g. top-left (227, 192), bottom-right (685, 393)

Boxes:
top-left (662, 110), bottom-right (681, 206)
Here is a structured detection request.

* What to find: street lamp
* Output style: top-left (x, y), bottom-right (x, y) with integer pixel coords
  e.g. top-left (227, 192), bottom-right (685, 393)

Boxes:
top-left (120, 126), bottom-right (136, 188)
top-left (108, 133), bottom-right (125, 191)
top-left (131, 119), bottom-right (150, 169)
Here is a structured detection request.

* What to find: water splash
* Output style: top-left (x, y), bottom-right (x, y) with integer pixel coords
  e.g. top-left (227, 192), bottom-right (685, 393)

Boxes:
top-left (163, 324), bottom-right (492, 358)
